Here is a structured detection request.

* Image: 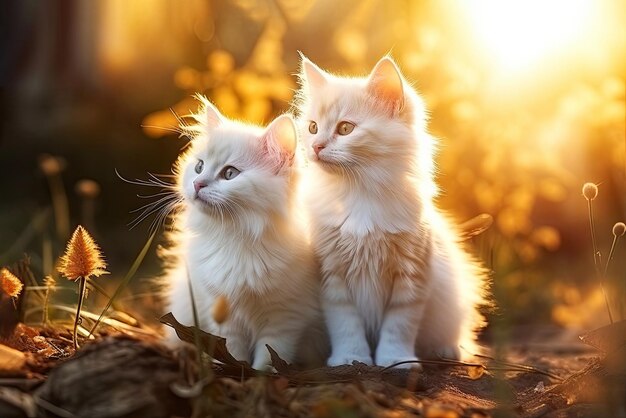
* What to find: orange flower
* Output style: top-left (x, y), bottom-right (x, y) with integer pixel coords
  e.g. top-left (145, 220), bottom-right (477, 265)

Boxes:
top-left (0, 268), bottom-right (23, 298)
top-left (58, 225), bottom-right (108, 280)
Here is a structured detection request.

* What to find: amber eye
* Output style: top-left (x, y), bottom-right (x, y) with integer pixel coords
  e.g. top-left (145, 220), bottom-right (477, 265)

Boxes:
top-left (195, 160), bottom-right (204, 174)
top-left (220, 166), bottom-right (241, 180)
top-left (336, 121), bottom-right (355, 136)
top-left (308, 121), bottom-right (318, 134)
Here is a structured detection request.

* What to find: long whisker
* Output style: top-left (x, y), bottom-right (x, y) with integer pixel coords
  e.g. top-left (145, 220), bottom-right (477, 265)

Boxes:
top-left (129, 200), bottom-right (176, 229)
top-left (130, 194), bottom-right (178, 214)
top-left (140, 125), bottom-right (184, 135)
top-left (116, 169), bottom-right (175, 188)
top-left (136, 191), bottom-right (175, 199)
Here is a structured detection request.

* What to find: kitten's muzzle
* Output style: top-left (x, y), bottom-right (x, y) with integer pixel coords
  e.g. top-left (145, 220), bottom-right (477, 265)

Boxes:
top-left (193, 180), bottom-right (207, 193)
top-left (313, 144), bottom-right (326, 157)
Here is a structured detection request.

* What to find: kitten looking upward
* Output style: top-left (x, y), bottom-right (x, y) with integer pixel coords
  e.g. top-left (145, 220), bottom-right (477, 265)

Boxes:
top-left (295, 56), bottom-right (488, 368)
top-left (162, 97), bottom-right (324, 370)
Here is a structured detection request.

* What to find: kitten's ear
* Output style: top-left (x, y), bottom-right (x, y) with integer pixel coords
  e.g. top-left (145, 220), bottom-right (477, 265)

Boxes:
top-left (299, 54), bottom-right (327, 92)
top-left (262, 114), bottom-right (297, 169)
top-left (366, 57), bottom-right (404, 112)
top-left (202, 98), bottom-right (223, 129)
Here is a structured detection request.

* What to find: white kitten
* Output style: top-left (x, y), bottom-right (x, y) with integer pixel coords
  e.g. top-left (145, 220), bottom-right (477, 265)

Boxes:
top-left (295, 56), bottom-right (488, 368)
top-left (162, 97), bottom-right (325, 370)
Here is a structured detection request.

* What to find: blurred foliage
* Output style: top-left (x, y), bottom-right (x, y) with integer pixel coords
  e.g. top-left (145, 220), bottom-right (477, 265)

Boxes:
top-left (1, 0), bottom-right (625, 330)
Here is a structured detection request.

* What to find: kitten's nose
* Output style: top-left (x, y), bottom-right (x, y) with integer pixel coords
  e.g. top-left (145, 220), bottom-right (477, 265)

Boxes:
top-left (193, 180), bottom-right (206, 193)
top-left (313, 144), bottom-right (325, 156)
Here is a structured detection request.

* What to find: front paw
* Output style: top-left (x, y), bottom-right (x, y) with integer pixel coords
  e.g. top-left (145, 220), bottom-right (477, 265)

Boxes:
top-left (252, 361), bottom-right (277, 373)
top-left (432, 345), bottom-right (461, 361)
top-left (375, 353), bottom-right (422, 370)
top-left (327, 353), bottom-right (373, 367)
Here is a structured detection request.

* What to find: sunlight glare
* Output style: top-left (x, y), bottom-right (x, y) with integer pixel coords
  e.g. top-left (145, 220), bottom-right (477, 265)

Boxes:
top-left (463, 0), bottom-right (595, 74)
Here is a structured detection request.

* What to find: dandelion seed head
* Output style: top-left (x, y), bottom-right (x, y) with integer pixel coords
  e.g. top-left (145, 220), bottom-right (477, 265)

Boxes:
top-left (0, 268), bottom-right (23, 298)
top-left (582, 182), bottom-right (598, 201)
top-left (58, 225), bottom-right (108, 280)
top-left (38, 154), bottom-right (66, 176)
top-left (75, 179), bottom-right (101, 198)
top-left (613, 222), bottom-right (626, 237)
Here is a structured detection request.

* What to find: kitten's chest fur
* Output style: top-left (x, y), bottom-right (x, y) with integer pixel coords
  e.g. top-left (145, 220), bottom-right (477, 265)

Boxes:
top-left (316, 221), bottom-right (430, 337)
top-left (186, 232), bottom-right (290, 296)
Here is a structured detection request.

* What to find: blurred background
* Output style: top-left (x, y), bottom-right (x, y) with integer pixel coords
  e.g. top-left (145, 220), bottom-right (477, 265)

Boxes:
top-left (1, 0), bottom-right (625, 334)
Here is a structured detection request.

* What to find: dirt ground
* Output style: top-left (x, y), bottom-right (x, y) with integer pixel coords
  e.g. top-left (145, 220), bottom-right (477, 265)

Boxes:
top-left (1, 316), bottom-right (624, 418)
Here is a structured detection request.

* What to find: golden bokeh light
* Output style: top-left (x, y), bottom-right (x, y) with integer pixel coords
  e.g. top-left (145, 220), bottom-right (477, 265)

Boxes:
top-left (461, 0), bottom-right (596, 75)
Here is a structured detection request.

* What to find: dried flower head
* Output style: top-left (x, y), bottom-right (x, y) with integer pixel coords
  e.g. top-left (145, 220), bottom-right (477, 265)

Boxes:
top-left (212, 295), bottom-right (229, 324)
top-left (38, 154), bottom-right (66, 176)
top-left (58, 225), bottom-right (108, 280)
top-left (582, 182), bottom-right (598, 201)
top-left (43, 275), bottom-right (57, 288)
top-left (613, 222), bottom-right (626, 237)
top-left (75, 179), bottom-right (101, 198)
top-left (0, 268), bottom-right (23, 298)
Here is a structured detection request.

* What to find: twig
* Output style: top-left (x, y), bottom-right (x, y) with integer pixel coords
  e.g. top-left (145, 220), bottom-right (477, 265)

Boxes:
top-left (473, 353), bottom-right (563, 381)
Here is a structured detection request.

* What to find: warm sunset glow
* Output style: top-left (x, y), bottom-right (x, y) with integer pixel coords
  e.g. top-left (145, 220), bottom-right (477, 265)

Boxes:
top-left (462, 0), bottom-right (596, 73)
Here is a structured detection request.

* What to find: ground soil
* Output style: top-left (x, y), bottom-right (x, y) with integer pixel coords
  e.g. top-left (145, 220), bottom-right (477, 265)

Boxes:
top-left (1, 319), bottom-right (624, 418)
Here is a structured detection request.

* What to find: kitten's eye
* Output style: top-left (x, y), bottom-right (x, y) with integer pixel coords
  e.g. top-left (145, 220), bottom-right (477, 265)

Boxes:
top-left (220, 166), bottom-right (240, 180)
top-left (336, 121), bottom-right (355, 136)
top-left (195, 160), bottom-right (204, 174)
top-left (308, 121), bottom-right (318, 134)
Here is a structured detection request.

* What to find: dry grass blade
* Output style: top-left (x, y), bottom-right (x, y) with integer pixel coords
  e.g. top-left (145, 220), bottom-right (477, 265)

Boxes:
top-left (40, 305), bottom-right (158, 336)
top-left (0, 208), bottom-right (50, 266)
top-left (87, 230), bottom-right (156, 338)
top-left (459, 213), bottom-right (494, 241)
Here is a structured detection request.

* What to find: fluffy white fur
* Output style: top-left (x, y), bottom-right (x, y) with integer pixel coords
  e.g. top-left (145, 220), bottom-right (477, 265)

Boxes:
top-left (295, 56), bottom-right (488, 368)
top-left (162, 98), bottom-right (325, 370)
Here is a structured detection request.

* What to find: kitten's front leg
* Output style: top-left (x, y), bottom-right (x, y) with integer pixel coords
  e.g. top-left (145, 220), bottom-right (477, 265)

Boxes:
top-left (375, 277), bottom-right (426, 369)
top-left (252, 328), bottom-right (298, 371)
top-left (221, 328), bottom-right (250, 364)
top-left (323, 275), bottom-right (373, 366)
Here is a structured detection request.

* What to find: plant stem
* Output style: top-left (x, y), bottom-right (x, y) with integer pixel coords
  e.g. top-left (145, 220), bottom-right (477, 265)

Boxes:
top-left (587, 199), bottom-right (613, 323)
top-left (604, 235), bottom-right (621, 278)
top-left (73, 276), bottom-right (87, 350)
top-left (48, 174), bottom-right (70, 242)
top-left (43, 287), bottom-right (50, 326)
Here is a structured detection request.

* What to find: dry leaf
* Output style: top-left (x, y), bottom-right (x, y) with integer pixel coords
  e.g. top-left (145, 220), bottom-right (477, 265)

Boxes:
top-left (579, 319), bottom-right (626, 353)
top-left (467, 365), bottom-right (485, 380)
top-left (159, 312), bottom-right (253, 373)
top-left (424, 404), bottom-right (459, 418)
top-left (0, 344), bottom-right (26, 371)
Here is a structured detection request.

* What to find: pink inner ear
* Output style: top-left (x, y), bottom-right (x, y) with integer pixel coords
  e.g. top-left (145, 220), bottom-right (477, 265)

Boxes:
top-left (367, 58), bottom-right (404, 113)
top-left (261, 131), bottom-right (294, 173)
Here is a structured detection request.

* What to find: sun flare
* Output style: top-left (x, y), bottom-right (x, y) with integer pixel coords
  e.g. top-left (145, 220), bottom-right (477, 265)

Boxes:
top-left (462, 0), bottom-right (596, 74)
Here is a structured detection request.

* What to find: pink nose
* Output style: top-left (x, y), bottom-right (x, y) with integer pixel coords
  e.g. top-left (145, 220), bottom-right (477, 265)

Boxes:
top-left (313, 144), bottom-right (325, 156)
top-left (193, 180), bottom-right (206, 193)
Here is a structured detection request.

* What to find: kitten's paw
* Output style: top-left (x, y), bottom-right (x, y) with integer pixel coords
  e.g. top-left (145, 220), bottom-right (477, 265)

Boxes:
top-left (327, 354), bottom-right (373, 367)
top-left (252, 362), bottom-right (277, 373)
top-left (432, 345), bottom-right (461, 361)
top-left (375, 355), bottom-right (423, 370)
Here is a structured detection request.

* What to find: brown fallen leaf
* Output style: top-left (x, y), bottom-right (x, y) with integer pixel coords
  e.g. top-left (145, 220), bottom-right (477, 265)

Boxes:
top-left (467, 365), bottom-right (485, 380)
top-left (0, 344), bottom-right (26, 371)
top-left (579, 319), bottom-right (626, 353)
top-left (159, 312), bottom-right (253, 374)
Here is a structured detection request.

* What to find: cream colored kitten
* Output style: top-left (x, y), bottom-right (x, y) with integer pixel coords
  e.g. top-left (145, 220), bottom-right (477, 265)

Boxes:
top-left (295, 56), bottom-right (487, 368)
top-left (162, 97), bottom-right (325, 370)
